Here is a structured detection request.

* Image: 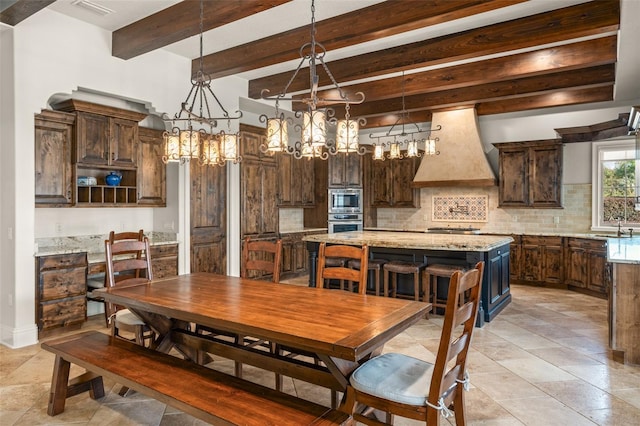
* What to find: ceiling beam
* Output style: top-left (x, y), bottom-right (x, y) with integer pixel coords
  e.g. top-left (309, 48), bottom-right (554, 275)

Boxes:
top-left (199, 0), bottom-right (525, 79)
top-left (345, 64), bottom-right (615, 117)
top-left (361, 111), bottom-right (433, 130)
top-left (250, 0), bottom-right (619, 98)
top-left (288, 35), bottom-right (617, 104)
top-left (0, 0), bottom-right (55, 26)
top-left (112, 0), bottom-right (292, 60)
top-left (554, 112), bottom-right (631, 143)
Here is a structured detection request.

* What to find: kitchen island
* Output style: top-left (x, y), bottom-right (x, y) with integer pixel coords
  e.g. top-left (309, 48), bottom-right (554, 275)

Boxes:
top-left (303, 231), bottom-right (513, 325)
top-left (607, 236), bottom-right (640, 365)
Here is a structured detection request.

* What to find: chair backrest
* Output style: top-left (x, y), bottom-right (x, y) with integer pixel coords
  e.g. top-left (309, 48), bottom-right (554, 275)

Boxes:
top-left (428, 261), bottom-right (484, 416)
top-left (241, 237), bottom-right (283, 283)
top-left (316, 243), bottom-right (369, 294)
top-left (104, 233), bottom-right (153, 319)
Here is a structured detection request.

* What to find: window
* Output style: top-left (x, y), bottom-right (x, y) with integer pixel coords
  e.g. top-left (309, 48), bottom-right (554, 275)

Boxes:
top-left (592, 140), bottom-right (640, 230)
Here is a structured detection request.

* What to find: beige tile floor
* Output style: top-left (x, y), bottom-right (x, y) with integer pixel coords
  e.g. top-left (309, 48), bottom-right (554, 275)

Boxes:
top-left (1, 282), bottom-right (639, 425)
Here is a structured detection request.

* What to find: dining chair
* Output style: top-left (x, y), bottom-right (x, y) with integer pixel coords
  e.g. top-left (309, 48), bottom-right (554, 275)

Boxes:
top-left (344, 261), bottom-right (484, 425)
top-left (316, 242), bottom-right (369, 294)
top-left (241, 236), bottom-right (283, 283)
top-left (104, 232), bottom-right (155, 348)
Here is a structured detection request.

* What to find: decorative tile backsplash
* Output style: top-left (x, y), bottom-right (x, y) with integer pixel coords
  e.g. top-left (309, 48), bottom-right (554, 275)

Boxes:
top-left (432, 195), bottom-right (489, 222)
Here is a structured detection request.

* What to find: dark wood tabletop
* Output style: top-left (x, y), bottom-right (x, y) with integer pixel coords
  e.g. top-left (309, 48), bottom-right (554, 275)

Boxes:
top-left (99, 272), bottom-right (430, 362)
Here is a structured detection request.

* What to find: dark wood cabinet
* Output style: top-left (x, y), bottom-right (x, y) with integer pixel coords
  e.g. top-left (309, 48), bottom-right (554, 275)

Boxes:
top-left (150, 243), bottom-right (178, 278)
top-left (328, 153), bottom-right (362, 187)
top-left (369, 156), bottom-right (420, 208)
top-left (36, 253), bottom-right (87, 334)
top-left (512, 236), bottom-right (564, 285)
top-left (303, 159), bottom-right (328, 228)
top-left (496, 139), bottom-right (563, 208)
top-left (34, 110), bottom-right (75, 206)
top-left (280, 230), bottom-right (325, 280)
top-left (566, 238), bottom-right (610, 294)
top-left (277, 154), bottom-right (315, 207)
top-left (241, 126), bottom-right (278, 238)
top-left (137, 128), bottom-right (166, 206)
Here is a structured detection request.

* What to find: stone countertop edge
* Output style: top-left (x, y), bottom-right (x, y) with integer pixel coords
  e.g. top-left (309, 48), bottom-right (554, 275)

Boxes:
top-left (35, 231), bottom-right (178, 260)
top-left (606, 237), bottom-right (640, 264)
top-left (278, 228), bottom-right (327, 235)
top-left (303, 231), bottom-right (514, 251)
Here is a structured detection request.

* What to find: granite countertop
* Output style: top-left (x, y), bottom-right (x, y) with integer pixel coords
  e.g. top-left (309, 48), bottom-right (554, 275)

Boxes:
top-left (606, 237), bottom-right (640, 264)
top-left (303, 230), bottom-right (513, 251)
top-left (35, 232), bottom-right (178, 263)
top-left (278, 227), bottom-right (327, 235)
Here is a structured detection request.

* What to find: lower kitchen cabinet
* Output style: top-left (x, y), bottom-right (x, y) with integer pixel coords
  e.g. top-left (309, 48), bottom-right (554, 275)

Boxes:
top-left (518, 236), bottom-right (563, 284)
top-left (280, 230), bottom-right (325, 280)
top-left (36, 253), bottom-right (88, 334)
top-left (150, 243), bottom-right (178, 278)
top-left (565, 238), bottom-right (610, 294)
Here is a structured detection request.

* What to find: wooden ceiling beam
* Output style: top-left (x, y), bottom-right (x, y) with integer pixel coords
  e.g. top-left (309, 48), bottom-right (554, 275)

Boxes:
top-left (361, 112), bottom-right (434, 130)
top-left (287, 36), bottom-right (617, 104)
top-left (112, 0), bottom-right (292, 60)
top-left (199, 0), bottom-right (524, 79)
top-left (344, 64), bottom-right (615, 117)
top-left (250, 0), bottom-right (619, 98)
top-left (554, 112), bottom-right (631, 143)
top-left (0, 0), bottom-right (55, 26)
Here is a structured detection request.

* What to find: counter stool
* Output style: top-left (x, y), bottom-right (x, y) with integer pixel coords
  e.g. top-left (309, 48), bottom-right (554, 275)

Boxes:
top-left (383, 261), bottom-right (429, 306)
top-left (425, 264), bottom-right (467, 315)
top-left (347, 258), bottom-right (387, 295)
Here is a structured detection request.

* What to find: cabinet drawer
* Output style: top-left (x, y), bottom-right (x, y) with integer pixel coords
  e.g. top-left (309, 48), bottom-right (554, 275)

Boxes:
top-left (38, 253), bottom-right (86, 270)
top-left (39, 266), bottom-right (87, 301)
top-left (150, 243), bottom-right (178, 257)
top-left (39, 295), bottom-right (86, 330)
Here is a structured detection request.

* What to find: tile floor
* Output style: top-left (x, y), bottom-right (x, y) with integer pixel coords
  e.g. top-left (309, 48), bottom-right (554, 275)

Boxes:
top-left (1, 282), bottom-right (639, 425)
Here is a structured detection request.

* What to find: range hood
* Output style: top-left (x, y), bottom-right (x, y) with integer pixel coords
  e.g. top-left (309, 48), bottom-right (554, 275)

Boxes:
top-left (412, 107), bottom-right (496, 187)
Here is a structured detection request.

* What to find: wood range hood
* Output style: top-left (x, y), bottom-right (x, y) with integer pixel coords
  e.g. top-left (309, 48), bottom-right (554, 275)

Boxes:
top-left (412, 107), bottom-right (496, 188)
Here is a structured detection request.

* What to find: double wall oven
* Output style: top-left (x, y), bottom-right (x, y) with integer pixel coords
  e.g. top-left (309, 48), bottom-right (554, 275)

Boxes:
top-left (328, 188), bottom-right (363, 233)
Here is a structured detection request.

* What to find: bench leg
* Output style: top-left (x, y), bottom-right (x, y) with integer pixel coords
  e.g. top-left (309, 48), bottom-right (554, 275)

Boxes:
top-left (67, 372), bottom-right (105, 400)
top-left (48, 355), bottom-right (71, 416)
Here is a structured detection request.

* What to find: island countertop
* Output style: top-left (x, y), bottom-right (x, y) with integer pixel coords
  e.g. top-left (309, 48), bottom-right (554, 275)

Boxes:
top-left (606, 237), bottom-right (640, 265)
top-left (303, 230), bottom-right (513, 251)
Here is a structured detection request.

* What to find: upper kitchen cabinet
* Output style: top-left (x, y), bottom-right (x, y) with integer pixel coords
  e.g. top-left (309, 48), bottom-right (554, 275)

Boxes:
top-left (328, 152), bottom-right (362, 187)
top-left (137, 128), bottom-right (166, 206)
top-left (369, 155), bottom-right (420, 208)
top-left (34, 110), bottom-right (75, 207)
top-left (496, 139), bottom-right (563, 208)
top-left (53, 99), bottom-right (146, 169)
top-left (277, 154), bottom-right (315, 207)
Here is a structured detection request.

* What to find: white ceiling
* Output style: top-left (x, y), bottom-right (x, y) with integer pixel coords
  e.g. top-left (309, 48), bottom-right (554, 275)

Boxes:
top-left (45, 0), bottom-right (640, 106)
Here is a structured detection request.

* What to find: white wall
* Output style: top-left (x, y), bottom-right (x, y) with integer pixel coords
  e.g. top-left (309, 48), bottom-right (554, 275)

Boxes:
top-left (0, 8), bottom-right (245, 348)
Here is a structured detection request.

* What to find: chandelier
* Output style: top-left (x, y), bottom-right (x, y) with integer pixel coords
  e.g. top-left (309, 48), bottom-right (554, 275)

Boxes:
top-left (259, 0), bottom-right (365, 160)
top-left (162, 0), bottom-right (242, 166)
top-left (369, 72), bottom-right (440, 161)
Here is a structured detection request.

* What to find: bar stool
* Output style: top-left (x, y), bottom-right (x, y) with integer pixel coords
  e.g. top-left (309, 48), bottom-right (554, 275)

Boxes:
top-left (383, 261), bottom-right (428, 304)
top-left (347, 258), bottom-right (387, 295)
top-left (424, 264), bottom-right (467, 315)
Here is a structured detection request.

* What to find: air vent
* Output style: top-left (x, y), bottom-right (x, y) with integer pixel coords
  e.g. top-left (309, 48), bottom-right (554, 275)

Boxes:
top-left (71, 0), bottom-right (114, 16)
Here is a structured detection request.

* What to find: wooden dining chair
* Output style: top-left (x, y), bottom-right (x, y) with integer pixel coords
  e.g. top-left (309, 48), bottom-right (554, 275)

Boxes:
top-left (104, 233), bottom-right (155, 348)
top-left (316, 242), bottom-right (369, 294)
top-left (344, 261), bottom-right (484, 425)
top-left (241, 236), bottom-right (283, 283)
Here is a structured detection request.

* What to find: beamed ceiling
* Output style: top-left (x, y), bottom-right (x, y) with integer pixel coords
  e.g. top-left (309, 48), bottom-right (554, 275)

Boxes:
top-left (2, 0), bottom-right (637, 129)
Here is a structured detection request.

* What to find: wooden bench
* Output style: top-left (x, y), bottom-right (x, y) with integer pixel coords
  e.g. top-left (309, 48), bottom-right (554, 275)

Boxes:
top-left (41, 331), bottom-right (352, 426)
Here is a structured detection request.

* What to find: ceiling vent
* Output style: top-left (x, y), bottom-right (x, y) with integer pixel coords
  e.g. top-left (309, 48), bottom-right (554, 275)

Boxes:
top-left (71, 0), bottom-right (114, 16)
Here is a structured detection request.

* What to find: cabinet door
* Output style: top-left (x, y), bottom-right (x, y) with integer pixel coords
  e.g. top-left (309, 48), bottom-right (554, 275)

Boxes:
top-left (137, 128), bottom-right (166, 206)
top-left (150, 244), bottom-right (178, 278)
top-left (241, 160), bottom-right (263, 236)
top-left (328, 153), bottom-right (346, 187)
top-left (35, 111), bottom-right (75, 205)
top-left (587, 240), bottom-right (608, 294)
top-left (262, 162), bottom-right (279, 235)
top-left (293, 238), bottom-right (308, 273)
top-left (76, 112), bottom-right (110, 165)
top-left (370, 159), bottom-right (392, 206)
top-left (281, 237), bottom-right (295, 276)
top-left (344, 153), bottom-right (362, 187)
top-left (530, 145), bottom-right (562, 207)
top-left (521, 237), bottom-right (542, 282)
top-left (110, 118), bottom-right (138, 168)
top-left (498, 148), bottom-right (528, 207)
top-left (542, 242), bottom-right (564, 284)
top-left (392, 158), bottom-right (420, 207)
top-left (565, 240), bottom-right (588, 288)
top-left (509, 236), bottom-right (522, 281)
top-left (296, 157), bottom-right (315, 206)
top-left (277, 154), bottom-right (293, 206)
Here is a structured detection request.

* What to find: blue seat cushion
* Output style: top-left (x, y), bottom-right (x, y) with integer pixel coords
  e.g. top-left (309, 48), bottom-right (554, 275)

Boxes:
top-left (350, 352), bottom-right (433, 406)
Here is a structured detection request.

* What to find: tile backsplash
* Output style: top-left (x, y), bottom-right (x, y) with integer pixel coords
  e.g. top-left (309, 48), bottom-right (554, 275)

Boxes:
top-left (377, 184), bottom-right (592, 234)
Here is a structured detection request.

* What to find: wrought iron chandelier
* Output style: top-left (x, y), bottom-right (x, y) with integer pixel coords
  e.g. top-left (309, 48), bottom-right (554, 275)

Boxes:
top-left (369, 72), bottom-right (440, 161)
top-left (162, 0), bottom-right (242, 166)
top-left (259, 0), bottom-right (365, 160)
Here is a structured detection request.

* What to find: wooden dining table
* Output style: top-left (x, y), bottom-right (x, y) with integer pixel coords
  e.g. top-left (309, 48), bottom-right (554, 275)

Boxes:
top-left (98, 272), bottom-right (430, 407)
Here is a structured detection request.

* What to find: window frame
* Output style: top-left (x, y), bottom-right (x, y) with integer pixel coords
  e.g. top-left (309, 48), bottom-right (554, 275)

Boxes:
top-left (591, 138), bottom-right (639, 231)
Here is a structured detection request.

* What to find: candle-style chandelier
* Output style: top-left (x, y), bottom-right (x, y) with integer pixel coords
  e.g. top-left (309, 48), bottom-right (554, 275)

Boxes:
top-left (162, 0), bottom-right (242, 166)
top-left (259, 0), bottom-right (365, 160)
top-left (369, 72), bottom-right (441, 161)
